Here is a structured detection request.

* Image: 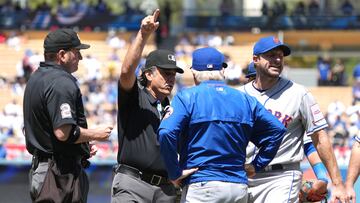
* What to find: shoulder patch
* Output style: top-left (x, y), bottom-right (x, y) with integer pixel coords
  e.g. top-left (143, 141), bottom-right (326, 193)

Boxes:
top-left (60, 103), bottom-right (72, 119)
top-left (310, 103), bottom-right (324, 123)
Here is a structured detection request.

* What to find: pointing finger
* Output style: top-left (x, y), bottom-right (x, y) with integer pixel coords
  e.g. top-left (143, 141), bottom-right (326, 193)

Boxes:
top-left (153, 9), bottom-right (160, 22)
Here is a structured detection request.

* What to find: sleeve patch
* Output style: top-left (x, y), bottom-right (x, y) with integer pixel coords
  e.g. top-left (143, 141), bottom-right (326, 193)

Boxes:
top-left (60, 103), bottom-right (72, 119)
top-left (310, 103), bottom-right (324, 123)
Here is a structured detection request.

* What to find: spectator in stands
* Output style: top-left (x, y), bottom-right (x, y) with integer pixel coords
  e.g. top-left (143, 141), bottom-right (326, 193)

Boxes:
top-left (347, 112), bottom-right (360, 140)
top-left (124, 0), bottom-right (135, 16)
top-left (177, 33), bottom-right (191, 46)
top-left (223, 54), bottom-right (243, 85)
top-left (223, 34), bottom-right (235, 46)
top-left (106, 30), bottom-right (126, 50)
top-left (331, 59), bottom-right (347, 86)
top-left (21, 49), bottom-right (34, 81)
top-left (0, 31), bottom-right (6, 43)
top-left (327, 100), bottom-right (346, 126)
top-left (193, 32), bottom-right (208, 46)
top-left (266, 1), bottom-right (284, 29)
top-left (94, 0), bottom-right (108, 13)
top-left (207, 32), bottom-right (223, 47)
top-left (330, 114), bottom-right (349, 147)
top-left (352, 62), bottom-right (360, 81)
top-left (352, 79), bottom-right (360, 105)
top-left (83, 54), bottom-right (103, 81)
top-left (272, 1), bottom-right (283, 18)
top-left (352, 63), bottom-right (360, 104)
top-left (220, 0), bottom-right (234, 16)
top-left (341, 0), bottom-right (354, 16)
top-left (106, 49), bottom-right (120, 79)
top-left (7, 31), bottom-right (23, 51)
top-left (292, 1), bottom-right (307, 27)
top-left (140, 0), bottom-right (159, 15)
top-left (261, 2), bottom-right (269, 16)
top-left (163, 0), bottom-right (172, 32)
top-left (293, 1), bottom-right (306, 16)
top-left (308, 0), bottom-right (320, 16)
top-left (317, 56), bottom-right (332, 86)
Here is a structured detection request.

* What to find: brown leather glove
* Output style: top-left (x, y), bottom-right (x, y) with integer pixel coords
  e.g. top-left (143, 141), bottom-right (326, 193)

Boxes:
top-left (299, 180), bottom-right (328, 202)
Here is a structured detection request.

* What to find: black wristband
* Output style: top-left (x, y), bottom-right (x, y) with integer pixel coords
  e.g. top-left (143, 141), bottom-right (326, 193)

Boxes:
top-left (66, 125), bottom-right (80, 144)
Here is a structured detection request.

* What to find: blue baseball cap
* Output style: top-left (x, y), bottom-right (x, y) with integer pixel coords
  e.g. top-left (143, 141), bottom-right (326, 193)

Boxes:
top-left (192, 47), bottom-right (227, 71)
top-left (245, 62), bottom-right (256, 78)
top-left (253, 36), bottom-right (291, 56)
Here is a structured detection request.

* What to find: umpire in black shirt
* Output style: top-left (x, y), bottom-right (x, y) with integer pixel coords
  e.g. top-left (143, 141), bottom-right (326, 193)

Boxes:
top-left (23, 28), bottom-right (112, 203)
top-left (111, 9), bottom-right (185, 203)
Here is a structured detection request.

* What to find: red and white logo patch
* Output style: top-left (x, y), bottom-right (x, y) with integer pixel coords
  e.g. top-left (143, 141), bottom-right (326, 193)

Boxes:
top-left (310, 103), bottom-right (324, 123)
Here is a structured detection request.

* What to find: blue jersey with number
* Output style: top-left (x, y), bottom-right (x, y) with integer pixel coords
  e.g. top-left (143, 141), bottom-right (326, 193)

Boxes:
top-left (158, 80), bottom-right (286, 185)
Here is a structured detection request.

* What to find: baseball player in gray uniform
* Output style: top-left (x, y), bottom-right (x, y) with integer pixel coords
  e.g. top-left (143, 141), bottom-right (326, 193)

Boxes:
top-left (240, 36), bottom-right (348, 203)
top-left (245, 62), bottom-right (329, 202)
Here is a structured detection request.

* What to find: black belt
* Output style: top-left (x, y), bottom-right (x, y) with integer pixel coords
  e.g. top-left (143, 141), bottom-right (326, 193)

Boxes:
top-left (114, 164), bottom-right (169, 186)
top-left (260, 163), bottom-right (300, 172)
top-left (264, 164), bottom-right (283, 171)
top-left (32, 154), bottom-right (89, 169)
top-left (36, 156), bottom-right (51, 162)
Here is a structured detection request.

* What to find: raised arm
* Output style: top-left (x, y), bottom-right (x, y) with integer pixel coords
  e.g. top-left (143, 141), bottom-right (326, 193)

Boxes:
top-left (119, 9), bottom-right (160, 91)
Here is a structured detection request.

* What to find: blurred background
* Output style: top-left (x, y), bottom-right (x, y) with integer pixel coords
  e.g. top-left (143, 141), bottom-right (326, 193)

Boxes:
top-left (0, 0), bottom-right (359, 202)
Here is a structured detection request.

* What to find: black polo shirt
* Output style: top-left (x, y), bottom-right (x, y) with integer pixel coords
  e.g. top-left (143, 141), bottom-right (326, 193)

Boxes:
top-left (23, 61), bottom-right (89, 158)
top-left (117, 81), bottom-right (170, 176)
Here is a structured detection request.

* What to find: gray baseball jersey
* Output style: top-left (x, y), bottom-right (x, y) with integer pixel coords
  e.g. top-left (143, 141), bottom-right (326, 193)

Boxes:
top-left (240, 77), bottom-right (328, 165)
top-left (240, 77), bottom-right (329, 202)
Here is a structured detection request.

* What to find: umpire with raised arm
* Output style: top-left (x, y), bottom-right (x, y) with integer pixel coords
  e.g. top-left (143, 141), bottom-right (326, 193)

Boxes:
top-left (111, 9), bottom-right (184, 203)
top-left (24, 28), bottom-right (112, 203)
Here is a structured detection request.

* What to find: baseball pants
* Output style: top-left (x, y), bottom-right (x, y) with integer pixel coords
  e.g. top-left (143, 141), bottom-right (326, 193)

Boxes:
top-left (111, 172), bottom-right (177, 203)
top-left (248, 170), bottom-right (302, 203)
top-left (181, 181), bottom-right (248, 203)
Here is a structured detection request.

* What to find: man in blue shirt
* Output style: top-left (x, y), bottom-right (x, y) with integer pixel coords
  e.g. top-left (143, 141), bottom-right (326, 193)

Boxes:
top-left (158, 47), bottom-right (287, 203)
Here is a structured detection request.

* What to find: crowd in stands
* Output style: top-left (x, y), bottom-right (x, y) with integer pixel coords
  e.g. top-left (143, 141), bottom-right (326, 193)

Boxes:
top-left (1, 0), bottom-right (360, 31)
top-left (262, 0), bottom-right (354, 18)
top-left (0, 0), bottom-right (167, 30)
top-left (258, 0), bottom-right (358, 30)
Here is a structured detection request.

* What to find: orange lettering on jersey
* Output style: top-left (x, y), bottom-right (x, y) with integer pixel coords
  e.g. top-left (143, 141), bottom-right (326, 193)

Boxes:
top-left (282, 115), bottom-right (292, 128)
top-left (274, 111), bottom-right (282, 119)
top-left (268, 109), bottom-right (292, 128)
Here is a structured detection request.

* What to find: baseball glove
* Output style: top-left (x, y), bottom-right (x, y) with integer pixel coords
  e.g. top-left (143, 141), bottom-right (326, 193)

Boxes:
top-left (299, 180), bottom-right (328, 202)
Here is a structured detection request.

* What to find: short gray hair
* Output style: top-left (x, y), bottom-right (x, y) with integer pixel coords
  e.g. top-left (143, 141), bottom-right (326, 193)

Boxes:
top-left (192, 69), bottom-right (225, 83)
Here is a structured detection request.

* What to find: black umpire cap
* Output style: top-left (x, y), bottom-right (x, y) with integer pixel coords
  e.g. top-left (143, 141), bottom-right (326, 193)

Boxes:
top-left (44, 28), bottom-right (90, 53)
top-left (144, 50), bottom-right (184, 73)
